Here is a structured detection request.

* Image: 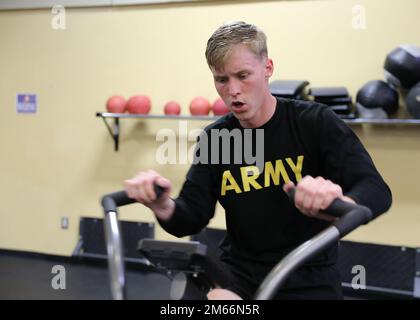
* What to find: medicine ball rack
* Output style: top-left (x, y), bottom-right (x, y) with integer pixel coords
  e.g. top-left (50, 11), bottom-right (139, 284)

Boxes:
top-left (96, 112), bottom-right (420, 152)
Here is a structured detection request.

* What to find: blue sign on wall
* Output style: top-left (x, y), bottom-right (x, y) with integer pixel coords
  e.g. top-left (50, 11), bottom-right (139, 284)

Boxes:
top-left (16, 94), bottom-right (37, 113)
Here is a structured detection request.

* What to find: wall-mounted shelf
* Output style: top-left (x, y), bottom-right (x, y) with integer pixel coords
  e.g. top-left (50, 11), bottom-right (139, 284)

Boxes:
top-left (97, 112), bottom-right (220, 121)
top-left (96, 112), bottom-right (220, 151)
top-left (342, 118), bottom-right (420, 125)
top-left (96, 112), bottom-right (420, 151)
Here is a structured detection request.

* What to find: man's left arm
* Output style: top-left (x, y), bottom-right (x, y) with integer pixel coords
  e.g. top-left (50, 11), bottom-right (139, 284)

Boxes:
top-left (319, 108), bottom-right (392, 219)
top-left (287, 106), bottom-right (392, 220)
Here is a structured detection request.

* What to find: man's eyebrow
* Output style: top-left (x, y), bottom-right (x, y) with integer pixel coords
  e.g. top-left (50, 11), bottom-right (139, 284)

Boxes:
top-left (232, 70), bottom-right (251, 77)
top-left (214, 70), bottom-right (250, 78)
top-left (236, 69), bottom-right (251, 74)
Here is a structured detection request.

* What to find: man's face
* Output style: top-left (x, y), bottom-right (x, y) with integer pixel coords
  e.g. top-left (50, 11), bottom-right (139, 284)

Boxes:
top-left (211, 44), bottom-right (273, 127)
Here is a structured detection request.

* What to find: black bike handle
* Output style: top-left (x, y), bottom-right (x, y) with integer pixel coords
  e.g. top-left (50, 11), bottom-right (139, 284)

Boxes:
top-left (101, 184), bottom-right (165, 213)
top-left (287, 188), bottom-right (373, 237)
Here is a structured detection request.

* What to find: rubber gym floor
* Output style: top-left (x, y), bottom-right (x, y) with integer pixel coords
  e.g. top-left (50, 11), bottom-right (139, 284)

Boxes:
top-left (0, 250), bottom-right (172, 300)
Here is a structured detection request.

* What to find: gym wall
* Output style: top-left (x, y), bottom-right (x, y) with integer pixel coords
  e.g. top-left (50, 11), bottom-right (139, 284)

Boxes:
top-left (0, 0), bottom-right (419, 256)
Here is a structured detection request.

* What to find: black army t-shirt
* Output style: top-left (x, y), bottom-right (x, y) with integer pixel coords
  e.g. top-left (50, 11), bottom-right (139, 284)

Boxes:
top-left (159, 97), bottom-right (391, 271)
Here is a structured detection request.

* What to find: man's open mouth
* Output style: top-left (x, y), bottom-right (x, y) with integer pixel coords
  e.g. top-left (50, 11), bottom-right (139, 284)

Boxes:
top-left (232, 101), bottom-right (245, 108)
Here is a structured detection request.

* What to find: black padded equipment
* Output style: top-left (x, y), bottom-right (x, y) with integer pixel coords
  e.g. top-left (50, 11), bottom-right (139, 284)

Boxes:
top-left (338, 240), bottom-right (420, 299)
top-left (269, 80), bottom-right (310, 100)
top-left (309, 87), bottom-right (355, 118)
top-left (73, 217), bottom-right (154, 263)
top-left (310, 87), bottom-right (349, 98)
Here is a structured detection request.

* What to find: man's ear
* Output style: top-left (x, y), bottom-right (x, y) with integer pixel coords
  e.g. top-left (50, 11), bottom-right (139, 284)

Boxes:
top-left (265, 58), bottom-right (274, 79)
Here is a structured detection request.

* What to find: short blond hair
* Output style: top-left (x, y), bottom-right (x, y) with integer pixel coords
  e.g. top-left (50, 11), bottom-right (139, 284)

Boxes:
top-left (205, 21), bottom-right (268, 71)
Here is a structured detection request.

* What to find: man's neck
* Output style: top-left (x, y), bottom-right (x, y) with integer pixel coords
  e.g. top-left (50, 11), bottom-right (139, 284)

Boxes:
top-left (239, 95), bottom-right (277, 128)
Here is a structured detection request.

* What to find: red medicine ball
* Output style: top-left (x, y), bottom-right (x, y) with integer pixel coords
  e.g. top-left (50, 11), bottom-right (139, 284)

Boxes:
top-left (189, 97), bottom-right (211, 115)
top-left (106, 95), bottom-right (127, 113)
top-left (164, 101), bottom-right (181, 115)
top-left (127, 95), bottom-right (151, 114)
top-left (212, 98), bottom-right (230, 115)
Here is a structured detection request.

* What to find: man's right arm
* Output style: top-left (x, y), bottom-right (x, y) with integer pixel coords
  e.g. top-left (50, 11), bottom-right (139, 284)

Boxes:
top-left (123, 169), bottom-right (175, 221)
top-left (157, 175), bottom-right (218, 237)
top-left (123, 166), bottom-right (218, 238)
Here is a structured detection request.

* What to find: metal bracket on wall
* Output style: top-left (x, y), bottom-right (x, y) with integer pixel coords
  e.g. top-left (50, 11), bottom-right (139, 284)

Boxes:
top-left (96, 112), bottom-right (219, 152)
top-left (99, 115), bottom-right (120, 151)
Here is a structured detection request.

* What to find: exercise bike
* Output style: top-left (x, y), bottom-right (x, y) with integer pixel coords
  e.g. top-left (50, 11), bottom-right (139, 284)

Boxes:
top-left (100, 186), bottom-right (372, 300)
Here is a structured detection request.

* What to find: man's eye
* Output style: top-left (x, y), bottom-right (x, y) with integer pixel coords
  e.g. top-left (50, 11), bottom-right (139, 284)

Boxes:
top-left (217, 78), bottom-right (228, 84)
top-left (239, 73), bottom-right (249, 80)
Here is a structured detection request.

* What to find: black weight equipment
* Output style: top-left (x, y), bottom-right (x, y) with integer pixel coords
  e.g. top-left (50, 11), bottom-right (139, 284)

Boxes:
top-left (384, 45), bottom-right (420, 90)
top-left (405, 82), bottom-right (420, 119)
top-left (356, 80), bottom-right (399, 118)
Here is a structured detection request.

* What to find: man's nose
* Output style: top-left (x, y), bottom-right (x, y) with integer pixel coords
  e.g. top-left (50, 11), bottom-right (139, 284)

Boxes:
top-left (228, 79), bottom-right (241, 97)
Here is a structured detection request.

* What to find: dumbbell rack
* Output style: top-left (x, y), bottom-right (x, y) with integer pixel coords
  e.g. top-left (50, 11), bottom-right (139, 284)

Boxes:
top-left (96, 112), bottom-right (420, 152)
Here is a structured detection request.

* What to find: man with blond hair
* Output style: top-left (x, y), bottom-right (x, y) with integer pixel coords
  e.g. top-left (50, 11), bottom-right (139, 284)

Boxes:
top-left (124, 21), bottom-right (391, 300)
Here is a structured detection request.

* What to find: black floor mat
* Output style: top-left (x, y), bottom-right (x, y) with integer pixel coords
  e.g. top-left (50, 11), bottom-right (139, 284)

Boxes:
top-left (0, 253), bottom-right (172, 300)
